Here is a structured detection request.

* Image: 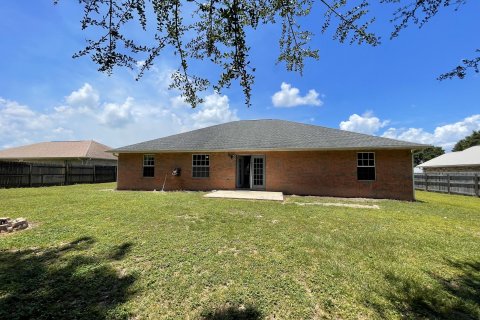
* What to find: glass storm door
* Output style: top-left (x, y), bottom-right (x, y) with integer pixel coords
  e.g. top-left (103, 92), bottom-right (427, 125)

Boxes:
top-left (251, 156), bottom-right (265, 189)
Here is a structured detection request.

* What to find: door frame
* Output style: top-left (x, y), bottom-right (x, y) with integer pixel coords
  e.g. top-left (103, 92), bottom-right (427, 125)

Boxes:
top-left (250, 155), bottom-right (266, 190)
top-left (235, 154), bottom-right (266, 190)
top-left (235, 155), bottom-right (249, 189)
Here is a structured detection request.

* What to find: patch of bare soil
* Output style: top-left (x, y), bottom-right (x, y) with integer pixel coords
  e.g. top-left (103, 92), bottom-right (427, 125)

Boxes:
top-left (289, 195), bottom-right (384, 202)
top-left (291, 202), bottom-right (380, 209)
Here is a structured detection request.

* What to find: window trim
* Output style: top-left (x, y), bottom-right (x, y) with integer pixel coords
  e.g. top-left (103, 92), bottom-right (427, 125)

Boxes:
top-left (192, 154), bottom-right (210, 178)
top-left (357, 152), bottom-right (376, 181)
top-left (143, 154), bottom-right (155, 178)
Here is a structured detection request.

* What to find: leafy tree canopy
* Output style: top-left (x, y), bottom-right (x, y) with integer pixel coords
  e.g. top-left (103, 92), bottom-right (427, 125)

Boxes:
top-left (56, 0), bottom-right (476, 107)
top-left (413, 146), bottom-right (445, 166)
top-left (452, 130), bottom-right (480, 152)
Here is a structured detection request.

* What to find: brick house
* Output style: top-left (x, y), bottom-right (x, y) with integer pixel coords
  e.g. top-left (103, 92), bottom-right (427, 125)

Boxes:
top-left (111, 120), bottom-right (427, 200)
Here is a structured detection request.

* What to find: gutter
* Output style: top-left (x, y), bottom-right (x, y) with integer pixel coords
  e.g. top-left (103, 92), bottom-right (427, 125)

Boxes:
top-left (107, 145), bottom-right (431, 154)
top-left (418, 163), bottom-right (480, 168)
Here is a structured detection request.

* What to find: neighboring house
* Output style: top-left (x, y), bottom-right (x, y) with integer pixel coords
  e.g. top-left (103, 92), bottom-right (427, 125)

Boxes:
top-left (111, 120), bottom-right (427, 200)
top-left (418, 146), bottom-right (480, 173)
top-left (0, 140), bottom-right (117, 166)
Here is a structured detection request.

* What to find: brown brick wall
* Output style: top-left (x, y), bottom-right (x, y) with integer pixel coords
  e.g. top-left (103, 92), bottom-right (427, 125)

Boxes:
top-left (117, 152), bottom-right (236, 191)
top-left (117, 149), bottom-right (414, 200)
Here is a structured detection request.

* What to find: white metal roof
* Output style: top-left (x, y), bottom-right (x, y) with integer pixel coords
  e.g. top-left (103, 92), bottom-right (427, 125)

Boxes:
top-left (418, 146), bottom-right (480, 168)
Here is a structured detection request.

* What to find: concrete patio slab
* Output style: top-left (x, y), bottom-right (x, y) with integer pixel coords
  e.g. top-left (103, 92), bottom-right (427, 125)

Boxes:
top-left (204, 190), bottom-right (284, 201)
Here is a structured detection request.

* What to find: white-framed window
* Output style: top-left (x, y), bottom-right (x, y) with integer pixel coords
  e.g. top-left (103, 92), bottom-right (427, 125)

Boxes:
top-left (357, 152), bottom-right (375, 181)
top-left (192, 154), bottom-right (209, 178)
top-left (143, 154), bottom-right (155, 177)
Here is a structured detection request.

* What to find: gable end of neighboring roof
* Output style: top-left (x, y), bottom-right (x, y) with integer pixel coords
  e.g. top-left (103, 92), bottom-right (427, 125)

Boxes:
top-left (111, 119), bottom-right (429, 153)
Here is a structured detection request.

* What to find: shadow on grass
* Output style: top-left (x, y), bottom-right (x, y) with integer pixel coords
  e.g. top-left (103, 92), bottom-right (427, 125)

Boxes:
top-left (110, 242), bottom-right (134, 260)
top-left (370, 259), bottom-right (480, 319)
top-left (201, 303), bottom-right (262, 320)
top-left (0, 237), bottom-right (136, 320)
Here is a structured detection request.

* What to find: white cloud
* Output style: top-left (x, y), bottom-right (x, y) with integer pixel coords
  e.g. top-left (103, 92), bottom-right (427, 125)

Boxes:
top-left (339, 111), bottom-right (389, 134)
top-left (433, 114), bottom-right (480, 144)
top-left (0, 82), bottom-right (239, 149)
top-left (99, 97), bottom-right (135, 128)
top-left (381, 114), bottom-right (480, 150)
top-left (65, 83), bottom-right (99, 109)
top-left (339, 112), bottom-right (480, 150)
top-left (190, 93), bottom-right (239, 129)
top-left (170, 95), bottom-right (190, 109)
top-left (382, 127), bottom-right (433, 143)
top-left (0, 98), bottom-right (53, 148)
top-left (272, 82), bottom-right (322, 107)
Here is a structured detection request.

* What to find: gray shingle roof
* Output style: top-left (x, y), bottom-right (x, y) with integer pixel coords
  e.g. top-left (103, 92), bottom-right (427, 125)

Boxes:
top-left (112, 119), bottom-right (428, 153)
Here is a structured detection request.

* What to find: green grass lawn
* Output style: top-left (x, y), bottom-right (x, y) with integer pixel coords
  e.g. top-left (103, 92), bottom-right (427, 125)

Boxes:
top-left (0, 184), bottom-right (479, 319)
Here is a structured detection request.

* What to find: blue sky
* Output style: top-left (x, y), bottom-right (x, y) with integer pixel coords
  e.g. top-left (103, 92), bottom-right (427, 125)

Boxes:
top-left (0, 1), bottom-right (479, 150)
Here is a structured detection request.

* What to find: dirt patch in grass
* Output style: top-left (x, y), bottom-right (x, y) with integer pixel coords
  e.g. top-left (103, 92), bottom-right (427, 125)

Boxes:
top-left (284, 195), bottom-right (383, 209)
top-left (290, 202), bottom-right (380, 209)
top-left (287, 195), bottom-right (384, 203)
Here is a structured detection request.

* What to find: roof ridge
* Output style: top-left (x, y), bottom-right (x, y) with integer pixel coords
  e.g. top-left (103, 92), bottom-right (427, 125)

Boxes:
top-left (82, 140), bottom-right (92, 157)
top-left (116, 120), bottom-right (323, 150)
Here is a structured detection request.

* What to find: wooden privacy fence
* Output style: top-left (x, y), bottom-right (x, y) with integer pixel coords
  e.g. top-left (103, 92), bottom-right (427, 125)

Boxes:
top-left (414, 173), bottom-right (480, 197)
top-left (0, 161), bottom-right (117, 188)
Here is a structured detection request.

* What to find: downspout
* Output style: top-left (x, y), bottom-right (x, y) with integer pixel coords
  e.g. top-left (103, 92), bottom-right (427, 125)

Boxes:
top-left (411, 150), bottom-right (415, 201)
top-left (112, 152), bottom-right (120, 186)
top-left (113, 153), bottom-right (119, 186)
